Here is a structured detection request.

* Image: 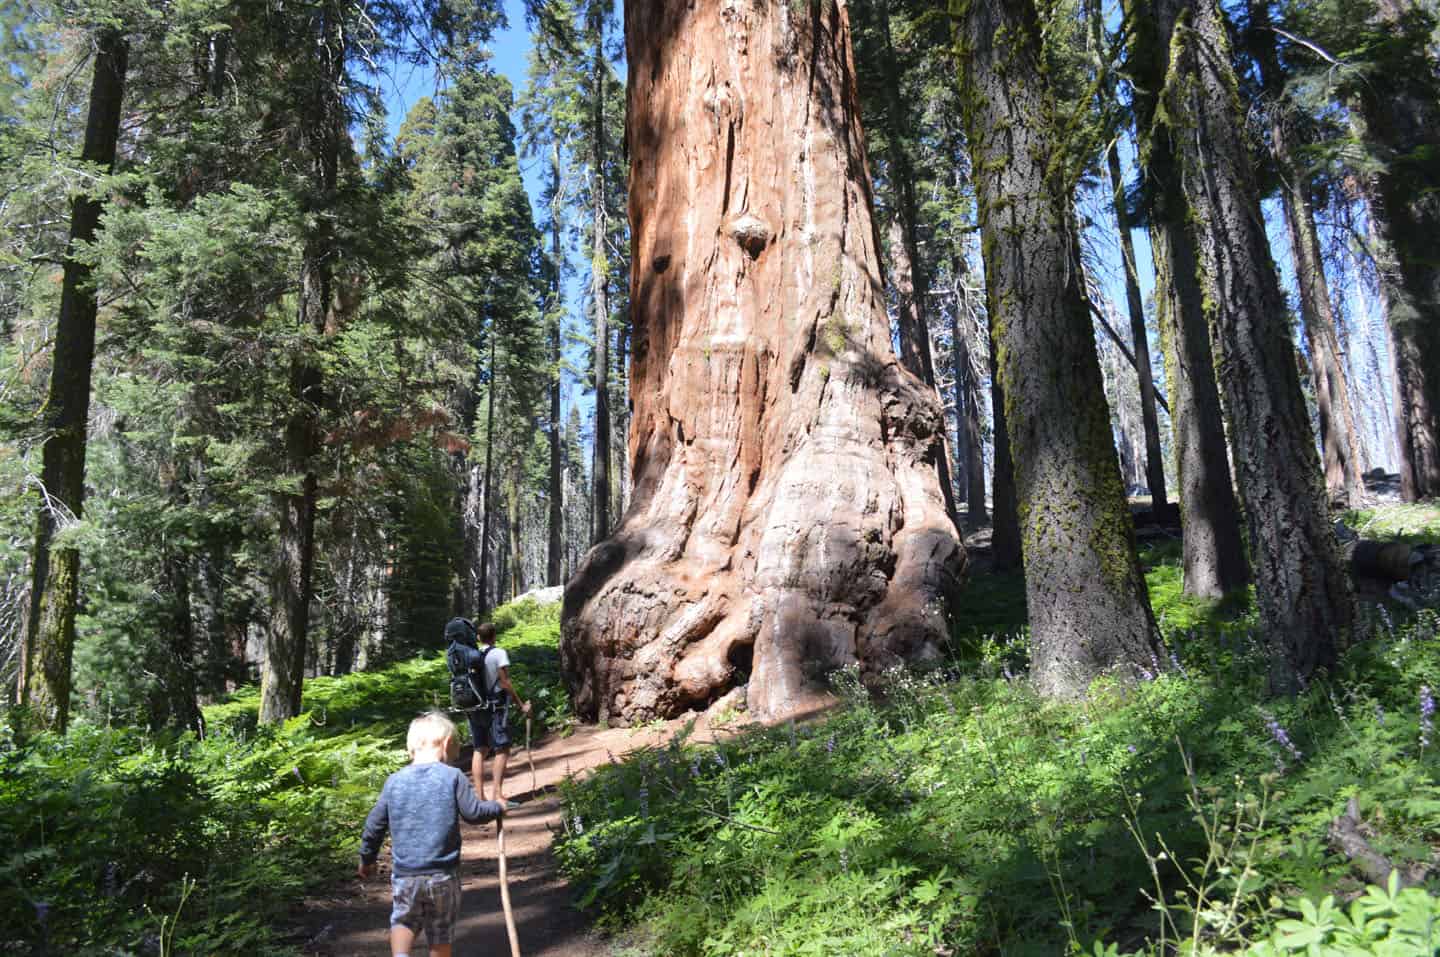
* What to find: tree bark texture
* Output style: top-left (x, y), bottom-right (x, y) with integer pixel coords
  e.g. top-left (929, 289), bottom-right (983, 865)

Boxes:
top-left (1249, 1), bottom-right (1364, 506)
top-left (1353, 3), bottom-right (1440, 501)
top-left (260, 6), bottom-right (343, 723)
top-left (1123, 0), bottom-right (1249, 599)
top-left (562, 0), bottom-right (965, 724)
top-left (21, 30), bottom-right (128, 731)
top-left (958, 0), bottom-right (1159, 697)
top-left (1157, 0), bottom-right (1353, 690)
top-left (986, 327), bottom-right (1021, 572)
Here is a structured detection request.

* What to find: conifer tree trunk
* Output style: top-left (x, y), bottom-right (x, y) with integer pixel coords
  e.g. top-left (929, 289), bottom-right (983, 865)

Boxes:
top-left (260, 5), bottom-right (343, 724)
top-left (508, 458), bottom-right (523, 600)
top-left (563, 0), bottom-right (964, 724)
top-left (951, 255), bottom-right (987, 526)
top-left (1249, 1), bottom-right (1363, 506)
top-left (478, 335), bottom-right (498, 615)
top-left (20, 29), bottom-right (128, 730)
top-left (987, 328), bottom-right (1022, 572)
top-left (547, 147), bottom-right (564, 587)
top-left (1352, 1), bottom-right (1440, 501)
top-left (872, 0), bottom-right (959, 525)
top-left (1123, 1), bottom-right (1249, 599)
top-left (1156, 0), bottom-right (1353, 690)
top-left (958, 0), bottom-right (1158, 696)
top-left (1105, 146), bottom-right (1169, 511)
top-left (589, 12), bottom-right (612, 545)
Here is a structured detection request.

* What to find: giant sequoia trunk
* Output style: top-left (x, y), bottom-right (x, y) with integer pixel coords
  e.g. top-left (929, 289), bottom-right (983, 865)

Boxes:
top-left (1158, 0), bottom-right (1353, 690)
top-left (1123, 1), bottom-right (1249, 599)
top-left (21, 30), bottom-right (128, 730)
top-left (1353, 1), bottom-right (1440, 501)
top-left (562, 0), bottom-right (965, 724)
top-left (958, 0), bottom-right (1159, 697)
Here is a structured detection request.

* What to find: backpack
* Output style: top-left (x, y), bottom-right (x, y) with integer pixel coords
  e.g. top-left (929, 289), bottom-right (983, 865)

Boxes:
top-left (447, 643), bottom-right (490, 711)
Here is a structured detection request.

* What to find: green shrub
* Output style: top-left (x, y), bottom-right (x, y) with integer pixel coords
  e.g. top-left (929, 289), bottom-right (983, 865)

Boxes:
top-left (0, 595), bottom-right (566, 953)
top-left (555, 612), bottom-right (1440, 956)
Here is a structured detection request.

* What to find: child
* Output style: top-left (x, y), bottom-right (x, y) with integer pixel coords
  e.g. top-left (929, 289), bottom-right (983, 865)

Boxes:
top-left (358, 711), bottom-right (504, 957)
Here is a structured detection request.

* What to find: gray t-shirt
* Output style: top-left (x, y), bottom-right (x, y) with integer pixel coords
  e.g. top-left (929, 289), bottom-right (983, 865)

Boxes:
top-left (358, 762), bottom-right (502, 875)
top-left (480, 645), bottom-right (510, 697)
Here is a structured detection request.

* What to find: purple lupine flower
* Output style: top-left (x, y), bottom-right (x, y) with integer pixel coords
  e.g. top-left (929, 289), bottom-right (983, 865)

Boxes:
top-left (689, 757), bottom-right (702, 779)
top-left (825, 735), bottom-right (836, 754)
top-left (1150, 650), bottom-right (1163, 677)
top-left (1421, 686), bottom-right (1434, 749)
top-left (1126, 744), bottom-right (1137, 754)
top-left (1375, 703), bottom-right (1386, 727)
top-left (1262, 711), bottom-right (1303, 767)
top-left (638, 785), bottom-right (650, 817)
top-left (1136, 663), bottom-right (1155, 682)
top-left (1169, 650), bottom-right (1186, 676)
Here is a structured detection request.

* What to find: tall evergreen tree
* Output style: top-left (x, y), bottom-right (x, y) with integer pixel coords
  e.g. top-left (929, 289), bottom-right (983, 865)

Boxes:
top-left (20, 19), bottom-right (128, 730)
top-left (1122, 0), bottom-right (1251, 598)
top-left (957, 0), bottom-right (1160, 696)
top-left (1144, 0), bottom-right (1354, 690)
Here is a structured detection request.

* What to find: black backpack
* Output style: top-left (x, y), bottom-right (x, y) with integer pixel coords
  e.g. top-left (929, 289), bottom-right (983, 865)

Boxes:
top-left (446, 642), bottom-right (494, 711)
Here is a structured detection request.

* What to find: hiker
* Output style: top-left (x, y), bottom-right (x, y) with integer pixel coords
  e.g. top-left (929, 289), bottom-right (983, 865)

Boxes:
top-left (357, 711), bottom-right (503, 957)
top-left (445, 617), bottom-right (532, 804)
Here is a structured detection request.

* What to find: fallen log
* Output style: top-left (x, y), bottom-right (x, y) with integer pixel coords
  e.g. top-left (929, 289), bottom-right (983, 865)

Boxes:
top-left (1328, 796), bottom-right (1432, 889)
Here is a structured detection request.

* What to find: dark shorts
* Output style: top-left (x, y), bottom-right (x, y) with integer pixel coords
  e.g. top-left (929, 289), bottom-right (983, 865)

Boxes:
top-left (466, 704), bottom-right (511, 754)
top-left (390, 871), bottom-right (460, 943)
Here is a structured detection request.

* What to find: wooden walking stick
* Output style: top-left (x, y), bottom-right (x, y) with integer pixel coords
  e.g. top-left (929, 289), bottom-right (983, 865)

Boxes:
top-left (526, 713), bottom-right (536, 794)
top-left (497, 816), bottom-right (521, 957)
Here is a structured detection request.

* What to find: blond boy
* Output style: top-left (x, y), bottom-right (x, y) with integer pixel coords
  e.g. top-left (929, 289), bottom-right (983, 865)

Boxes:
top-left (358, 712), bottom-right (503, 957)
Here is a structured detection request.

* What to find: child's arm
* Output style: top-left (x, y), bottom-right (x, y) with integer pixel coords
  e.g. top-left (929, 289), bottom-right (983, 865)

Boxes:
top-left (357, 784), bottom-right (391, 877)
top-left (454, 771), bottom-right (505, 824)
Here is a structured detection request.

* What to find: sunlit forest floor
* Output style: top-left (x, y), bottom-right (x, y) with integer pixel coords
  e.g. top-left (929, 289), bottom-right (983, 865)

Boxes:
top-left (2, 503), bottom-right (1438, 955)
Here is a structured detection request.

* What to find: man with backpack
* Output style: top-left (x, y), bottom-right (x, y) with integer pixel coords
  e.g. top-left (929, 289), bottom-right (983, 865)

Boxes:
top-left (445, 617), bottom-right (532, 806)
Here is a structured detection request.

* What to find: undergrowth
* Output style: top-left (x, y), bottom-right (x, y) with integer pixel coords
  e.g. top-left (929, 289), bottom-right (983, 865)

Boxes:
top-left (0, 597), bottom-right (563, 954)
top-left (555, 610), bottom-right (1440, 955)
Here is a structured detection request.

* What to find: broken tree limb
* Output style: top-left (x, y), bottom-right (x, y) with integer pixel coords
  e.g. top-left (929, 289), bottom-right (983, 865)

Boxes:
top-left (1087, 299), bottom-right (1172, 416)
top-left (1327, 796), bottom-right (1430, 888)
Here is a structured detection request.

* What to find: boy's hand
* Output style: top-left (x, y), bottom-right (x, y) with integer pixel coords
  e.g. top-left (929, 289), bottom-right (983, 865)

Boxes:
top-left (357, 861), bottom-right (375, 879)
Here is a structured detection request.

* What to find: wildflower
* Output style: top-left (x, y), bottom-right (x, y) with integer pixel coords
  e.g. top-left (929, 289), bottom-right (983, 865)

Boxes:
top-left (825, 735), bottom-right (836, 754)
top-left (1168, 649), bottom-right (1186, 677)
top-left (1421, 685), bottom-right (1434, 749)
top-left (1375, 703), bottom-right (1386, 727)
top-left (689, 758), bottom-right (702, 779)
top-left (1136, 663), bottom-right (1155, 682)
top-left (1261, 710), bottom-right (1303, 768)
top-left (1126, 744), bottom-right (1137, 755)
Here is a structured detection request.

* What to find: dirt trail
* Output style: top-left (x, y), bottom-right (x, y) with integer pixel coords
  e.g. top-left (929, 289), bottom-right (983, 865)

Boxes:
top-left (288, 717), bottom-right (727, 956)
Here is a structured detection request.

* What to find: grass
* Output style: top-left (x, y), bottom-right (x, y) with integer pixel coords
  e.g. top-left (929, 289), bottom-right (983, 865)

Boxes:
top-left (0, 596), bottom-right (565, 955)
top-left (1341, 503), bottom-right (1440, 546)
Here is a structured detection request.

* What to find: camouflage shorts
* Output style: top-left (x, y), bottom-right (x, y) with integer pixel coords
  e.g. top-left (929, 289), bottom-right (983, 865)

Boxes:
top-left (390, 871), bottom-right (460, 944)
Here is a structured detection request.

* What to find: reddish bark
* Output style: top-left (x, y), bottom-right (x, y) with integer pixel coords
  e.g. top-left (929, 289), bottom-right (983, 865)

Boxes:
top-left (562, 0), bottom-right (965, 724)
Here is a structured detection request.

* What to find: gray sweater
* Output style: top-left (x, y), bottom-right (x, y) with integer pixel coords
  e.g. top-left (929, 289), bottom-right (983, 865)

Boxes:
top-left (358, 762), bottom-right (503, 876)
